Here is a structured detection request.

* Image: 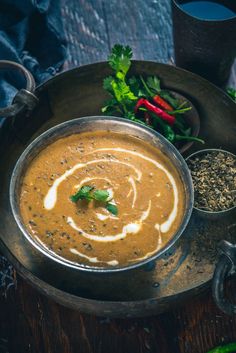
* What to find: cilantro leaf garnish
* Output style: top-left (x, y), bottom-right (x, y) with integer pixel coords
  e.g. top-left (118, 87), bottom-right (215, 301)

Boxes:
top-left (106, 203), bottom-right (118, 216)
top-left (93, 190), bottom-right (109, 202)
top-left (70, 185), bottom-right (94, 203)
top-left (70, 186), bottom-right (118, 216)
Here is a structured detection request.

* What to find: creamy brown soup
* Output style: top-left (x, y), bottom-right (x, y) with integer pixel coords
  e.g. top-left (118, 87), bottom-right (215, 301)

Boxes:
top-left (19, 131), bottom-right (185, 267)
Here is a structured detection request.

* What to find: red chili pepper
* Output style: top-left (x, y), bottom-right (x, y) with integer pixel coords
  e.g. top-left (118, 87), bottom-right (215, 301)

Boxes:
top-left (139, 76), bottom-right (174, 111)
top-left (135, 98), bottom-right (175, 126)
top-left (152, 95), bottom-right (173, 111)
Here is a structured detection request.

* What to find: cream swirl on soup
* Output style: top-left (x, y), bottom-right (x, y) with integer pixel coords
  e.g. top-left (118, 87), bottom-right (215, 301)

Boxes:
top-left (19, 131), bottom-right (185, 267)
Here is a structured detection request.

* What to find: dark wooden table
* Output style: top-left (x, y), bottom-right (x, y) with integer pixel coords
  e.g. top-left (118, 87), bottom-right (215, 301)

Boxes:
top-left (0, 1), bottom-right (236, 352)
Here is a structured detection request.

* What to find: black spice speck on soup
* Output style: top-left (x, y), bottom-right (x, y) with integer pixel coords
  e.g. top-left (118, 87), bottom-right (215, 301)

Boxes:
top-left (19, 131), bottom-right (185, 267)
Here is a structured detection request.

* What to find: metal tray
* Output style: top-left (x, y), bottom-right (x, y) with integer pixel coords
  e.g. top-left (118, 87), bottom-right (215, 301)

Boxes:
top-left (0, 61), bottom-right (235, 318)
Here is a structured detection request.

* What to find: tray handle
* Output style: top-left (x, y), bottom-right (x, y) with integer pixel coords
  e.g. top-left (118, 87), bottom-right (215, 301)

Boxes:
top-left (0, 60), bottom-right (38, 118)
top-left (212, 240), bottom-right (236, 315)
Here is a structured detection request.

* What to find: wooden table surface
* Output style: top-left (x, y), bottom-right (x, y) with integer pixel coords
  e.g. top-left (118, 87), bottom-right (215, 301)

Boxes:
top-left (0, 1), bottom-right (236, 352)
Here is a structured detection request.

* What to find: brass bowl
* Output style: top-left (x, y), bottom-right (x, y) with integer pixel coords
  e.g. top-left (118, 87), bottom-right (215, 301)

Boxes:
top-left (10, 116), bottom-right (194, 273)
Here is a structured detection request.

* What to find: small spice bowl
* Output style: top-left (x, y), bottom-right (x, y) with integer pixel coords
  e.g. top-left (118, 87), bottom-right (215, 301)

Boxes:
top-left (186, 148), bottom-right (236, 220)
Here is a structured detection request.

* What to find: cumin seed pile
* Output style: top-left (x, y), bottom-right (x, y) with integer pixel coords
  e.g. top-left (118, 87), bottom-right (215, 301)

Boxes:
top-left (187, 151), bottom-right (236, 212)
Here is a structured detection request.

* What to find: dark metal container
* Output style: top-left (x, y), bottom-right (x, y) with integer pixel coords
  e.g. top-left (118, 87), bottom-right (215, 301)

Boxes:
top-left (0, 60), bottom-right (236, 317)
top-left (9, 116), bottom-right (194, 275)
top-left (171, 0), bottom-right (236, 86)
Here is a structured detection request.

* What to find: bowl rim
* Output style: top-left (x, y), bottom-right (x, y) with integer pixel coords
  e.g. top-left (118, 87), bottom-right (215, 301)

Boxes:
top-left (186, 148), bottom-right (236, 215)
top-left (10, 116), bottom-right (194, 273)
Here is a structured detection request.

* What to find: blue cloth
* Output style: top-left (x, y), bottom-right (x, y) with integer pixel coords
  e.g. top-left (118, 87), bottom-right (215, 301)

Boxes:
top-left (0, 0), bottom-right (67, 119)
top-left (0, 0), bottom-right (67, 291)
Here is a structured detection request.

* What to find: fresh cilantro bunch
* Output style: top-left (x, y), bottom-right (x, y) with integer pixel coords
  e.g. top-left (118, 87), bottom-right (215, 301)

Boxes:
top-left (102, 44), bottom-right (138, 119)
top-left (102, 44), bottom-right (192, 125)
top-left (101, 44), bottom-right (204, 145)
top-left (70, 185), bottom-right (118, 216)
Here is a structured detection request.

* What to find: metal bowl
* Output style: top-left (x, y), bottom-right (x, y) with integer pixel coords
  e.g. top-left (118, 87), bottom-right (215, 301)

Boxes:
top-left (10, 116), bottom-right (194, 273)
top-left (186, 148), bottom-right (236, 220)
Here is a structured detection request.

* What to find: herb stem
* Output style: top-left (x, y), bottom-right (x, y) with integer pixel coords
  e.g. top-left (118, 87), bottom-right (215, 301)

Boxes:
top-left (175, 135), bottom-right (205, 143)
top-left (140, 75), bottom-right (153, 97)
top-left (167, 107), bottom-right (192, 115)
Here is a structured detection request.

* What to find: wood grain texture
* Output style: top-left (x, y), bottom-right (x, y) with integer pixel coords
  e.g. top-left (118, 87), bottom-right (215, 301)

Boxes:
top-left (104, 0), bottom-right (174, 63)
top-left (61, 0), bottom-right (174, 67)
top-left (1, 276), bottom-right (236, 353)
top-left (61, 0), bottom-right (110, 68)
top-left (0, 0), bottom-right (236, 352)
top-left (173, 279), bottom-right (236, 353)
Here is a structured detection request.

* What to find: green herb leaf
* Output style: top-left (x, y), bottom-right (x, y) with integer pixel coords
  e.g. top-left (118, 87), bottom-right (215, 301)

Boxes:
top-left (70, 185), bottom-right (94, 203)
top-left (101, 98), bottom-right (121, 114)
top-left (105, 45), bottom-right (137, 115)
top-left (128, 76), bottom-right (146, 97)
top-left (150, 113), bottom-right (175, 142)
top-left (174, 115), bottom-right (186, 132)
top-left (70, 185), bottom-right (119, 215)
top-left (108, 44), bottom-right (132, 75)
top-left (103, 76), bottom-right (114, 94)
top-left (111, 80), bottom-right (137, 104)
top-left (177, 100), bottom-right (188, 109)
top-left (125, 111), bottom-right (148, 126)
top-left (227, 87), bottom-right (236, 101)
top-left (183, 127), bottom-right (192, 136)
top-left (139, 76), bottom-right (154, 98)
top-left (160, 91), bottom-right (179, 109)
top-left (103, 45), bottom-right (138, 116)
top-left (146, 76), bottom-right (161, 94)
top-left (93, 190), bottom-right (109, 202)
top-left (106, 203), bottom-right (118, 216)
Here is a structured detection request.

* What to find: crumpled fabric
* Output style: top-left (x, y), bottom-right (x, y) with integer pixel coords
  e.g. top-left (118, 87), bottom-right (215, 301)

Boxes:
top-left (0, 0), bottom-right (67, 120)
top-left (0, 0), bottom-right (67, 290)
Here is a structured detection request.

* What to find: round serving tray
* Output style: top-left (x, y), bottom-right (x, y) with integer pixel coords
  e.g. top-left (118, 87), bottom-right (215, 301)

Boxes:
top-left (0, 61), bottom-right (235, 318)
